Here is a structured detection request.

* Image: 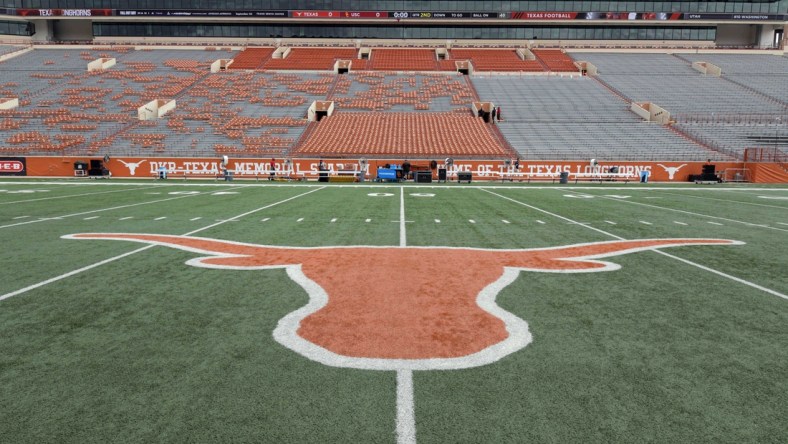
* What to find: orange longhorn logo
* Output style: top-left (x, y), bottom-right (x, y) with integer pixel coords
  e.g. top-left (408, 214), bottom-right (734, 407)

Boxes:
top-left (65, 234), bottom-right (741, 371)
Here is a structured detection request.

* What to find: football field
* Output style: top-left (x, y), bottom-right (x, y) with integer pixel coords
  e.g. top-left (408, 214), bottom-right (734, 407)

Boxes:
top-left (0, 180), bottom-right (786, 443)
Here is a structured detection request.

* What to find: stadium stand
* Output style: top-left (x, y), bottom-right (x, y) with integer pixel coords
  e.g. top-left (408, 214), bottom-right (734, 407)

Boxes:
top-left (262, 48), bottom-right (360, 71)
top-left (449, 49), bottom-right (544, 72)
top-left (293, 112), bottom-right (510, 158)
top-left (366, 48), bottom-right (440, 72)
top-left (227, 47), bottom-right (274, 70)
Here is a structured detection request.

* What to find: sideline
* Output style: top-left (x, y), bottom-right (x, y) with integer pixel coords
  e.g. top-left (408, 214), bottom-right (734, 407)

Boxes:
top-left (0, 187), bottom-right (326, 302)
top-left (481, 188), bottom-right (787, 301)
top-left (0, 186), bottom-right (241, 230)
top-left (0, 185), bottom-right (163, 206)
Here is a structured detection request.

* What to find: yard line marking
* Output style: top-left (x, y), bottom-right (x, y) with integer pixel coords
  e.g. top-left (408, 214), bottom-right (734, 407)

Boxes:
top-left (12, 216), bottom-right (30, 220)
top-left (330, 218), bottom-right (337, 223)
top-left (434, 219), bottom-right (441, 223)
top-left (674, 221), bottom-right (688, 226)
top-left (502, 220), bottom-right (511, 224)
top-left (0, 186), bottom-right (160, 206)
top-left (469, 219), bottom-right (476, 224)
top-left (592, 194), bottom-right (788, 233)
top-left (396, 369), bottom-right (417, 444)
top-left (653, 250), bottom-right (787, 301)
top-left (707, 221), bottom-right (723, 226)
top-left (400, 187), bottom-right (407, 247)
top-left (481, 188), bottom-right (787, 302)
top-left (536, 220), bottom-right (545, 224)
top-left (604, 220), bottom-right (617, 225)
top-left (119, 217), bottom-right (134, 221)
top-left (84, 216), bottom-right (100, 220)
top-left (297, 218), bottom-right (304, 222)
top-left (154, 217), bottom-right (167, 221)
top-left (0, 187), bottom-right (326, 303)
top-left (190, 217), bottom-right (202, 221)
top-left (658, 190), bottom-right (788, 210)
top-left (639, 221), bottom-right (653, 225)
top-left (0, 189), bottom-right (223, 230)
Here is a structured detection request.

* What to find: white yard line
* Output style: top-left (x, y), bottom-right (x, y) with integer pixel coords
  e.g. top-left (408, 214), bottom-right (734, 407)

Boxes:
top-left (0, 190), bottom-right (223, 230)
top-left (657, 190), bottom-right (788, 211)
top-left (0, 187), bottom-right (326, 303)
top-left (396, 369), bottom-right (417, 444)
top-left (0, 186), bottom-right (161, 206)
top-left (594, 194), bottom-right (788, 233)
top-left (481, 188), bottom-right (787, 301)
top-left (400, 187), bottom-right (407, 247)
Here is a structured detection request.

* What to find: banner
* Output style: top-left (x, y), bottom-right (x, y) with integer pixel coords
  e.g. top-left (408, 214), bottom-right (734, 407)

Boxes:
top-left (0, 157), bottom-right (26, 176)
top-left (19, 156), bottom-right (774, 183)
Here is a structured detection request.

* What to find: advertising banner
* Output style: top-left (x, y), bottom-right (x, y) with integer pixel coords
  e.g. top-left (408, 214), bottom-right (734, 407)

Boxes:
top-left (0, 157), bottom-right (26, 176)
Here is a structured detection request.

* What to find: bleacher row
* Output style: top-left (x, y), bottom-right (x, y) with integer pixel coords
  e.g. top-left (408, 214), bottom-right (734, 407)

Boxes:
top-left (227, 47), bottom-right (578, 73)
top-left (0, 45), bottom-right (785, 161)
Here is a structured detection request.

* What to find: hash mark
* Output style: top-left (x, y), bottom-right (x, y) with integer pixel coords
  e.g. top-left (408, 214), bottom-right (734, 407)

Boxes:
top-left (365, 218), bottom-right (371, 223)
top-left (12, 216), bottom-right (30, 220)
top-left (639, 221), bottom-right (652, 225)
top-left (154, 217), bottom-right (167, 221)
top-left (673, 221), bottom-right (688, 226)
top-left (604, 220), bottom-right (617, 225)
top-left (297, 218), bottom-right (304, 222)
top-left (261, 218), bottom-right (270, 222)
top-left (434, 219), bottom-right (441, 223)
top-left (707, 221), bottom-right (723, 226)
top-left (190, 217), bottom-right (202, 221)
top-left (84, 216), bottom-right (99, 220)
top-left (502, 220), bottom-right (510, 224)
top-left (536, 220), bottom-right (545, 224)
top-left (330, 218), bottom-right (337, 223)
top-left (119, 217), bottom-right (133, 221)
top-left (469, 219), bottom-right (476, 224)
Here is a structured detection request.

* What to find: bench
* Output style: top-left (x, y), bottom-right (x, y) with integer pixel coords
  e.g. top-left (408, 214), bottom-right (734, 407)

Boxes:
top-left (571, 172), bottom-right (636, 183)
top-left (496, 171), bottom-right (561, 183)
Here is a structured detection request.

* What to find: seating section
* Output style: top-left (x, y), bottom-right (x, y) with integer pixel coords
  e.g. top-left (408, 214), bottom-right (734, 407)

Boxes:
top-left (473, 75), bottom-right (713, 161)
top-left (228, 47), bottom-right (274, 70)
top-left (294, 112), bottom-right (508, 158)
top-left (0, 45), bottom-right (25, 57)
top-left (450, 49), bottom-right (543, 72)
top-left (0, 47), bottom-right (783, 161)
top-left (263, 48), bottom-right (359, 71)
top-left (532, 49), bottom-right (578, 72)
top-left (330, 72), bottom-right (474, 112)
top-left (571, 52), bottom-right (788, 157)
top-left (367, 49), bottom-right (439, 71)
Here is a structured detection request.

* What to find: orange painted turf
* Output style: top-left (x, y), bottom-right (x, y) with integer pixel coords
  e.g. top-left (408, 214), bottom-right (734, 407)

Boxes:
top-left (72, 234), bottom-right (735, 359)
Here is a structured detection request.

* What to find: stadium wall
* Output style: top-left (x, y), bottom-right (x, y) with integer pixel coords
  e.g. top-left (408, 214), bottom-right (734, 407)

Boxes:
top-left (7, 156), bottom-right (786, 183)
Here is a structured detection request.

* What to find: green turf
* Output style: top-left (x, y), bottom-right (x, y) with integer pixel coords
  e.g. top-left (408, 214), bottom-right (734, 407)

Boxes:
top-left (0, 180), bottom-right (786, 443)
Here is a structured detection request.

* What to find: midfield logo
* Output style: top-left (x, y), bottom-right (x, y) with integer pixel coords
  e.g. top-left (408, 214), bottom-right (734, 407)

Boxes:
top-left (64, 234), bottom-right (740, 370)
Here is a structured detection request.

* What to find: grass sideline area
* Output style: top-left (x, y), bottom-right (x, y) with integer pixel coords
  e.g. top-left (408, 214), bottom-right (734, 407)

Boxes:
top-left (0, 180), bottom-right (786, 443)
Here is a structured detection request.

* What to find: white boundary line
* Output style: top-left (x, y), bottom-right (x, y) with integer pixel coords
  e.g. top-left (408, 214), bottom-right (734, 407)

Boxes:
top-left (588, 193), bottom-right (788, 233)
top-left (0, 187), bottom-right (236, 230)
top-left (481, 188), bottom-right (787, 301)
top-left (0, 185), bottom-right (162, 205)
top-left (656, 190), bottom-right (788, 211)
top-left (0, 187), bottom-right (326, 302)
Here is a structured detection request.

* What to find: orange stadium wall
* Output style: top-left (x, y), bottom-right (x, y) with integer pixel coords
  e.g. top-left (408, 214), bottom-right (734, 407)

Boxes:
top-left (8, 157), bottom-right (787, 183)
